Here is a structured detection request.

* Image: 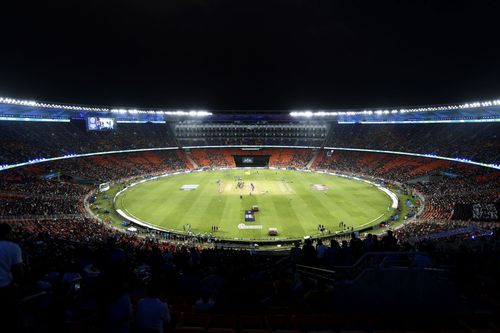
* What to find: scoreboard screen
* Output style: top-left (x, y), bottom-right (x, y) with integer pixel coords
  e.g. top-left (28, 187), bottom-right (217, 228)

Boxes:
top-left (242, 157), bottom-right (254, 164)
top-left (86, 117), bottom-right (116, 131)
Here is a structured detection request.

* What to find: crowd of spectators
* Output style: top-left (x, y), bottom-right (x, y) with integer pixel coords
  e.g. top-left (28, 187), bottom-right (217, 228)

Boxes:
top-left (31, 151), bottom-right (184, 183)
top-left (272, 149), bottom-right (313, 168)
top-left (316, 150), bottom-right (499, 222)
top-left (0, 149), bottom-right (497, 247)
top-left (0, 145), bottom-right (498, 330)
top-left (328, 122), bottom-right (500, 164)
top-left (189, 148), bottom-right (314, 169)
top-left (394, 219), bottom-right (499, 243)
top-left (0, 121), bottom-right (177, 165)
top-left (0, 151), bottom-right (187, 220)
top-left (413, 175), bottom-right (498, 220)
top-left (2, 121), bottom-right (498, 167)
top-left (2, 219), bottom-right (500, 332)
top-left (1, 117), bottom-right (500, 332)
top-left (190, 149), bottom-right (232, 168)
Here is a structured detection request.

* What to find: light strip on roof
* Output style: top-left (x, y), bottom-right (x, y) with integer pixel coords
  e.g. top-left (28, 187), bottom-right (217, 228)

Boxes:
top-left (290, 98), bottom-right (500, 117)
top-left (0, 117), bottom-right (70, 122)
top-left (0, 97), bottom-right (109, 112)
top-left (116, 120), bottom-right (165, 124)
top-left (337, 118), bottom-right (500, 124)
top-left (0, 96), bottom-right (212, 117)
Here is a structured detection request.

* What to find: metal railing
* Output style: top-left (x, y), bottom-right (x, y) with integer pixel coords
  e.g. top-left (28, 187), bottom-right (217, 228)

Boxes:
top-left (296, 251), bottom-right (435, 282)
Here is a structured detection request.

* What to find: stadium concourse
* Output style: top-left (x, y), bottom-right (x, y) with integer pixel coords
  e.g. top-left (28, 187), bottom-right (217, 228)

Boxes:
top-left (0, 104), bottom-right (499, 332)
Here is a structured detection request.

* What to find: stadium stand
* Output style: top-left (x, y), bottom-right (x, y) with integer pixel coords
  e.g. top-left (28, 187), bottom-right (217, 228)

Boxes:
top-left (0, 105), bottom-right (499, 332)
top-left (1, 120), bottom-right (499, 166)
top-left (0, 121), bottom-right (177, 165)
top-left (1, 148), bottom-right (497, 241)
top-left (327, 122), bottom-right (500, 164)
top-left (175, 122), bottom-right (328, 147)
top-left (316, 150), bottom-right (499, 221)
top-left (188, 148), bottom-right (313, 169)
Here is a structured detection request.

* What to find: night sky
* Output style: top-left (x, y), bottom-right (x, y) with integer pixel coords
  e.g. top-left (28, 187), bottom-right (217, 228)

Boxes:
top-left (0, 0), bottom-right (499, 111)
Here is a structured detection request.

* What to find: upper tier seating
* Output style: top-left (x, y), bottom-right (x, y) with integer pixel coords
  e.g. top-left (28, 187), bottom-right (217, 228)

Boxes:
top-left (327, 122), bottom-right (500, 164)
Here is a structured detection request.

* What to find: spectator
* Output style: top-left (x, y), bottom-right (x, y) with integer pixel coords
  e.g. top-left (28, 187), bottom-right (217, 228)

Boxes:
top-left (0, 223), bottom-right (24, 331)
top-left (381, 230), bottom-right (399, 251)
top-left (195, 290), bottom-right (215, 312)
top-left (136, 282), bottom-right (171, 333)
top-left (363, 233), bottom-right (374, 251)
top-left (316, 239), bottom-right (327, 265)
top-left (326, 239), bottom-right (341, 268)
top-left (349, 232), bottom-right (363, 259)
top-left (302, 239), bottom-right (316, 266)
top-left (290, 241), bottom-right (303, 267)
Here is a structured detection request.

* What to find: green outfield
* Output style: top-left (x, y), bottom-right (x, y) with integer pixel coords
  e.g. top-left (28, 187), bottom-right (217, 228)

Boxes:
top-left (113, 169), bottom-right (395, 241)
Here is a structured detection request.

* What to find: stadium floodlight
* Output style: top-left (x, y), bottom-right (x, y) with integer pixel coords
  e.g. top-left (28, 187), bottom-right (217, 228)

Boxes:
top-left (0, 96), bottom-right (111, 112)
top-left (288, 97), bottom-right (500, 117)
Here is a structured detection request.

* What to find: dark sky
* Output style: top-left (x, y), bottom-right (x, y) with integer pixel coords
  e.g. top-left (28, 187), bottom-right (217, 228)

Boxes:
top-left (0, 0), bottom-right (499, 111)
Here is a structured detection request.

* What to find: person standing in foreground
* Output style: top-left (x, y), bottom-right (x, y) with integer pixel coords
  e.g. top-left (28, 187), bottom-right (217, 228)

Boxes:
top-left (0, 223), bottom-right (24, 332)
top-left (136, 282), bottom-right (170, 333)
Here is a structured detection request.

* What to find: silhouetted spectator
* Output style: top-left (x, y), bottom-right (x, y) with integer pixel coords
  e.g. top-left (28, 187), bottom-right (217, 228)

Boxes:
top-left (302, 239), bottom-right (316, 266)
top-left (290, 241), bottom-right (303, 267)
top-left (349, 232), bottom-right (364, 259)
top-left (381, 230), bottom-right (399, 251)
top-left (316, 239), bottom-right (327, 266)
top-left (136, 282), bottom-right (171, 333)
top-left (0, 223), bottom-right (24, 332)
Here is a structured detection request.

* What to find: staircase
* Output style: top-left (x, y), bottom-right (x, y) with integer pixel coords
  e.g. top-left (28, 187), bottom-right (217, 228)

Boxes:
top-left (184, 150), bottom-right (199, 169)
top-left (306, 149), bottom-right (321, 169)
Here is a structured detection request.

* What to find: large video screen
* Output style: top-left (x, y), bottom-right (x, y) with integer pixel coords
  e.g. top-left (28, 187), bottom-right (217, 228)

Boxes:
top-left (86, 117), bottom-right (116, 131)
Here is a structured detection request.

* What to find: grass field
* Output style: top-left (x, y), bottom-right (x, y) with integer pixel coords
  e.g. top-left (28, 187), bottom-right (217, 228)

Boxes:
top-left (113, 169), bottom-right (395, 241)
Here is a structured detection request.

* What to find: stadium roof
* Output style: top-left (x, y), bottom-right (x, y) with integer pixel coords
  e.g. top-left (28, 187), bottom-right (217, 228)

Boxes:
top-left (1, 95), bottom-right (499, 123)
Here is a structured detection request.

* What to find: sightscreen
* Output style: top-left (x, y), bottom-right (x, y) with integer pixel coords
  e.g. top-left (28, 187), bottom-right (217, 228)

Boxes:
top-left (234, 155), bottom-right (270, 167)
